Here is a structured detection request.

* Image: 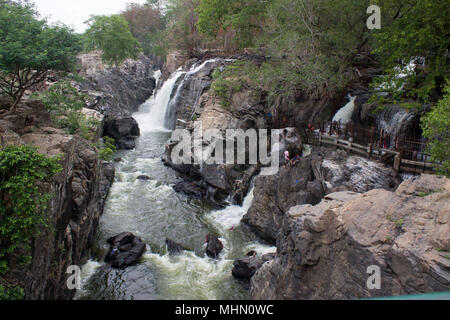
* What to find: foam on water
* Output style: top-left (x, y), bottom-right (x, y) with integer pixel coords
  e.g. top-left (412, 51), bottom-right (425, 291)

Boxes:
top-left (333, 95), bottom-right (356, 125)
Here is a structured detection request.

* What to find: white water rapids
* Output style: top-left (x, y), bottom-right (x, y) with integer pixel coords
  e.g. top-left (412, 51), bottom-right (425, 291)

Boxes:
top-left (76, 67), bottom-right (275, 300)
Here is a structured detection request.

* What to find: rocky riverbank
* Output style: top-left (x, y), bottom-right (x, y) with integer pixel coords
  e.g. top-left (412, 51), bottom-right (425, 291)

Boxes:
top-left (250, 174), bottom-right (450, 299)
top-left (161, 54), bottom-right (449, 300)
top-left (0, 52), bottom-right (156, 299)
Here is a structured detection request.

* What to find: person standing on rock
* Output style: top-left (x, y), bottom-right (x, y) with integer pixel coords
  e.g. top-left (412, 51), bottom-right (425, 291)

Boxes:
top-left (284, 150), bottom-right (290, 166)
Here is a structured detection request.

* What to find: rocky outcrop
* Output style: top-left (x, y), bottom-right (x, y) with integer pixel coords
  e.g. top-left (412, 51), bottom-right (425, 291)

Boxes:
top-left (232, 252), bottom-right (276, 280)
top-left (165, 238), bottom-right (190, 255)
top-left (103, 117), bottom-right (140, 150)
top-left (0, 100), bottom-right (114, 300)
top-left (242, 148), bottom-right (401, 242)
top-left (105, 233), bottom-right (147, 268)
top-left (250, 174), bottom-right (450, 300)
top-left (205, 234), bottom-right (224, 259)
top-left (77, 52), bottom-right (156, 118)
top-left (76, 52), bottom-right (156, 150)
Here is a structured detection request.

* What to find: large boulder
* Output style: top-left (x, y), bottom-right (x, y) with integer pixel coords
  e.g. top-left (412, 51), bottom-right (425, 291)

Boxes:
top-left (105, 232), bottom-right (147, 268)
top-left (232, 252), bottom-right (276, 280)
top-left (103, 117), bottom-right (140, 150)
top-left (250, 175), bottom-right (450, 300)
top-left (242, 148), bottom-right (401, 243)
top-left (205, 234), bottom-right (224, 259)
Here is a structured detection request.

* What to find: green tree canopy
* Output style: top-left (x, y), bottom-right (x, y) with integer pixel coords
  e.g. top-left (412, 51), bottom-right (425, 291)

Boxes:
top-left (121, 3), bottom-right (166, 58)
top-left (372, 0), bottom-right (450, 102)
top-left (85, 15), bottom-right (142, 66)
top-left (196, 0), bottom-right (269, 50)
top-left (421, 81), bottom-right (450, 176)
top-left (0, 0), bottom-right (82, 112)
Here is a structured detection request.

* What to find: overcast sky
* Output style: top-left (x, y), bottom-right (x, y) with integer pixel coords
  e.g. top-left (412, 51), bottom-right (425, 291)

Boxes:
top-left (33, 0), bottom-right (148, 33)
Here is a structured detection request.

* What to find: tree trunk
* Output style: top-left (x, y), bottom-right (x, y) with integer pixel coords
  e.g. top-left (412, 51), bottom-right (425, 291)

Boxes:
top-left (9, 88), bottom-right (25, 114)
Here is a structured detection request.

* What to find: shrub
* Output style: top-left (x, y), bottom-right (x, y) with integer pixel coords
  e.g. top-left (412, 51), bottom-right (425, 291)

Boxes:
top-left (36, 81), bottom-right (99, 140)
top-left (97, 136), bottom-right (117, 161)
top-left (0, 146), bottom-right (62, 276)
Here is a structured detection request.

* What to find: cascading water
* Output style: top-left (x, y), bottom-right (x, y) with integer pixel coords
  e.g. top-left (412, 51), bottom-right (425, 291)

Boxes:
top-left (332, 95), bottom-right (356, 125)
top-left (164, 59), bottom-right (220, 130)
top-left (76, 66), bottom-right (275, 300)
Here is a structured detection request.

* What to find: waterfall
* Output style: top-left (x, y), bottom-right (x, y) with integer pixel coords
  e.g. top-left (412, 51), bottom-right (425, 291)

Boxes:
top-left (333, 95), bottom-right (356, 125)
top-left (134, 70), bottom-right (185, 133)
top-left (164, 59), bottom-right (220, 130)
top-left (376, 105), bottom-right (418, 139)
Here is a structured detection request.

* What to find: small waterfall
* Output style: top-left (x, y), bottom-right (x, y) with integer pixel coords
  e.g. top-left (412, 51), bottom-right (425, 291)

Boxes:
top-left (376, 105), bottom-right (418, 139)
top-left (134, 70), bottom-right (185, 132)
top-left (333, 95), bottom-right (356, 125)
top-left (164, 59), bottom-right (220, 130)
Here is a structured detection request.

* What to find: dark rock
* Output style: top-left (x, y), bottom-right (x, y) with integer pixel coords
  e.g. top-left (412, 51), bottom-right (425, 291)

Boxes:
top-left (232, 252), bottom-right (276, 280)
top-left (114, 157), bottom-right (122, 162)
top-left (103, 117), bottom-right (140, 150)
top-left (105, 232), bottom-right (146, 268)
top-left (165, 238), bottom-right (190, 254)
top-left (137, 175), bottom-right (151, 181)
top-left (173, 181), bottom-right (205, 199)
top-left (205, 234), bottom-right (224, 259)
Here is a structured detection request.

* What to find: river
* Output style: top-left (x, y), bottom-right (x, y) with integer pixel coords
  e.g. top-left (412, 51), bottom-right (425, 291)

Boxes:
top-left (75, 67), bottom-right (275, 300)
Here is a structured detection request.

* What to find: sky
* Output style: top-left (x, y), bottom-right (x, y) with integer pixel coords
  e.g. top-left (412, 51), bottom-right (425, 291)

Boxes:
top-left (32, 0), bottom-right (148, 33)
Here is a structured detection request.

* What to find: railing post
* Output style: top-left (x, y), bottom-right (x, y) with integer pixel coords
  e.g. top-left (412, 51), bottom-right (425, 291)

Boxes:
top-left (394, 153), bottom-right (401, 172)
top-left (367, 143), bottom-right (373, 159)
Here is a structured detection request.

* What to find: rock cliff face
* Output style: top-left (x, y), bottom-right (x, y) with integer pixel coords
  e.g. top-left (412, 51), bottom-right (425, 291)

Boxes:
top-left (0, 101), bottom-right (115, 299)
top-left (243, 148), bottom-right (401, 242)
top-left (76, 52), bottom-right (156, 149)
top-left (0, 51), bottom-right (156, 299)
top-left (250, 174), bottom-right (450, 300)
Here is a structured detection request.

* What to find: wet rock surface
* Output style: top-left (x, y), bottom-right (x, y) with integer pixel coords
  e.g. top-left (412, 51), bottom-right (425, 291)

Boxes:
top-left (103, 117), bottom-right (140, 150)
top-left (232, 252), bottom-right (276, 280)
top-left (106, 233), bottom-right (147, 268)
top-left (205, 234), bottom-right (224, 259)
top-left (166, 238), bottom-right (190, 255)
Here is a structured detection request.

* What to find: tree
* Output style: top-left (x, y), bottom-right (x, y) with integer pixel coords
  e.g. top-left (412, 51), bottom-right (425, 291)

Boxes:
top-left (0, 0), bottom-right (82, 113)
top-left (165, 0), bottom-right (202, 56)
top-left (421, 81), bottom-right (450, 176)
top-left (85, 15), bottom-right (142, 67)
top-left (371, 0), bottom-right (450, 102)
top-left (196, 0), bottom-right (269, 51)
top-left (121, 3), bottom-right (166, 58)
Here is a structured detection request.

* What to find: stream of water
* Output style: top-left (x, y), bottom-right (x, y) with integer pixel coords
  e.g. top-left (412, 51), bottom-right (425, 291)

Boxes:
top-left (75, 68), bottom-right (275, 300)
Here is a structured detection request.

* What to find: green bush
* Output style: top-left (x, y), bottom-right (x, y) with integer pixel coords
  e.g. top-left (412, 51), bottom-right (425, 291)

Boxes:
top-left (36, 81), bottom-right (99, 140)
top-left (421, 81), bottom-right (450, 176)
top-left (97, 136), bottom-right (117, 161)
top-left (0, 284), bottom-right (24, 300)
top-left (0, 146), bottom-right (62, 275)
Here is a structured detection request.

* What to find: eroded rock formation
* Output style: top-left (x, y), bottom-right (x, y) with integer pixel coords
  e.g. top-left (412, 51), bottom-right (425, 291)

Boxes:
top-left (250, 174), bottom-right (450, 300)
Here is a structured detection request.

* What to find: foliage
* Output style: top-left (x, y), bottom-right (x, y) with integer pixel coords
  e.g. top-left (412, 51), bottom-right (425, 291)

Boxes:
top-left (421, 81), bottom-right (450, 176)
top-left (211, 61), bottom-right (252, 108)
top-left (165, 0), bottom-right (202, 55)
top-left (0, 284), bottom-right (24, 300)
top-left (196, 0), bottom-right (268, 50)
top-left (371, 0), bottom-right (450, 103)
top-left (35, 81), bottom-right (99, 139)
top-left (0, 0), bottom-right (82, 111)
top-left (97, 136), bottom-right (117, 161)
top-left (85, 15), bottom-right (142, 66)
top-left (0, 146), bottom-right (62, 275)
top-left (121, 3), bottom-right (167, 58)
